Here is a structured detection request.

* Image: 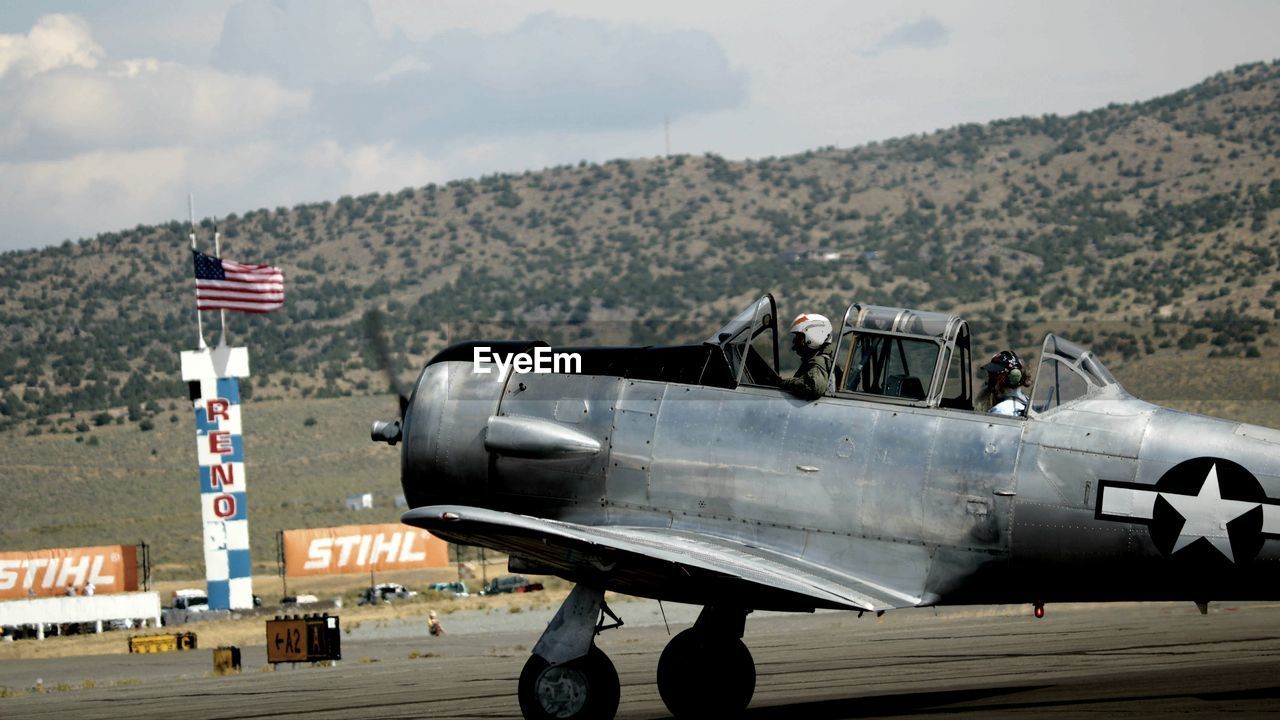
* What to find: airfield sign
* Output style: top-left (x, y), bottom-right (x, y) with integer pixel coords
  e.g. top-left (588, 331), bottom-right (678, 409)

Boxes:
top-left (265, 615), bottom-right (341, 664)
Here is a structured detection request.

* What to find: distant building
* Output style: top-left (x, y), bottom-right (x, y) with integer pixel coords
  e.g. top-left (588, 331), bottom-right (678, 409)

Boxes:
top-left (779, 248), bottom-right (845, 263)
top-left (345, 493), bottom-right (373, 511)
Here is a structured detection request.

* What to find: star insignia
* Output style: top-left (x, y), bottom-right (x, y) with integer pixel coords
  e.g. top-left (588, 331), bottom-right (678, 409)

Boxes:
top-left (1096, 457), bottom-right (1280, 565)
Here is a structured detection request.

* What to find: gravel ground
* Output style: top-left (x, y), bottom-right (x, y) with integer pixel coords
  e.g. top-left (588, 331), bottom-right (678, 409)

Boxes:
top-left (5, 602), bottom-right (1280, 719)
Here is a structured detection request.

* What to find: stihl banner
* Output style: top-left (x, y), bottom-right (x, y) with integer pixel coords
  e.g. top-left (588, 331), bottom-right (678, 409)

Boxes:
top-left (0, 545), bottom-right (138, 599)
top-left (282, 523), bottom-right (448, 577)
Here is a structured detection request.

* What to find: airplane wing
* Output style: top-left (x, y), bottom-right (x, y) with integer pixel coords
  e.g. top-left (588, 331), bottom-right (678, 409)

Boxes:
top-left (402, 505), bottom-right (924, 612)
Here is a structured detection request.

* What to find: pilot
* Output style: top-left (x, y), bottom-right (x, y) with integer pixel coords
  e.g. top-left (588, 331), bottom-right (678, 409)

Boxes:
top-left (981, 350), bottom-right (1030, 416)
top-left (780, 313), bottom-right (834, 400)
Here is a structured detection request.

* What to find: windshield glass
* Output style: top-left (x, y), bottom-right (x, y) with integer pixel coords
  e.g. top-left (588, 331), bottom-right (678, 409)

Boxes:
top-left (939, 324), bottom-right (972, 410)
top-left (1031, 358), bottom-right (1090, 412)
top-left (705, 295), bottom-right (780, 386)
top-left (705, 297), bottom-right (765, 346)
top-left (1040, 335), bottom-right (1118, 388)
top-left (1031, 334), bottom-right (1122, 413)
top-left (840, 332), bottom-right (940, 401)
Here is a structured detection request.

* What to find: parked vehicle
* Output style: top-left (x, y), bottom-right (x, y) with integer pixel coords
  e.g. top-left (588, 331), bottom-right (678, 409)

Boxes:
top-left (171, 588), bottom-right (208, 612)
top-left (160, 588), bottom-right (210, 626)
top-left (358, 582), bottom-right (418, 605)
top-left (280, 594), bottom-right (319, 607)
top-left (481, 575), bottom-right (544, 596)
top-left (428, 581), bottom-right (470, 597)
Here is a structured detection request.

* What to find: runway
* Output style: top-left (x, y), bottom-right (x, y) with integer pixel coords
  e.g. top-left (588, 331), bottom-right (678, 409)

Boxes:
top-left (3, 601), bottom-right (1279, 719)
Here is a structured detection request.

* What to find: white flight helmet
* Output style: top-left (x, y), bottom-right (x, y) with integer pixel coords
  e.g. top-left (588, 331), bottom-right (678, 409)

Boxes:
top-left (788, 313), bottom-right (832, 350)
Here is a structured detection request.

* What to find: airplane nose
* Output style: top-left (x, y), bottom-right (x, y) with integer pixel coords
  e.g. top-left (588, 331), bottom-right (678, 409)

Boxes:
top-left (398, 358), bottom-right (506, 508)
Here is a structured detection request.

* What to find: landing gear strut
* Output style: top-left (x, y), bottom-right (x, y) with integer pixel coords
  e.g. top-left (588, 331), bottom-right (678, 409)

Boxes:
top-left (657, 606), bottom-right (755, 718)
top-left (518, 585), bottom-right (622, 720)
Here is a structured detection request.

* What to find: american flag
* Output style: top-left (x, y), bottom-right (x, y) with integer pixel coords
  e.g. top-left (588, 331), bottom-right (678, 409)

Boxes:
top-left (193, 250), bottom-right (285, 313)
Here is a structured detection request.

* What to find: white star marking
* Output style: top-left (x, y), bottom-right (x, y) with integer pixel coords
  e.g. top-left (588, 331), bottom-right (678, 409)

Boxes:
top-left (1159, 464), bottom-right (1261, 563)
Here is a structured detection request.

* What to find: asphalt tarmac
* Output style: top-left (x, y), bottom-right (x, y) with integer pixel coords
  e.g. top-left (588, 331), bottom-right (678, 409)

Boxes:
top-left (3, 600), bottom-right (1279, 719)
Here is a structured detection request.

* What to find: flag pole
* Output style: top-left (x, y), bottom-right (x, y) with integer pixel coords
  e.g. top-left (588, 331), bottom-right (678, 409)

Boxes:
top-left (214, 225), bottom-right (227, 348)
top-left (189, 195), bottom-right (207, 350)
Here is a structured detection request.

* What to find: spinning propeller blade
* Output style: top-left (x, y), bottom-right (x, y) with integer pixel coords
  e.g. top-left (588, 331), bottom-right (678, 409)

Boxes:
top-left (364, 308), bottom-right (407, 444)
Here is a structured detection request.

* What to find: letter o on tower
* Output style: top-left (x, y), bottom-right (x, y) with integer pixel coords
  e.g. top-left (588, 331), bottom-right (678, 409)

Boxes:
top-left (213, 494), bottom-right (236, 519)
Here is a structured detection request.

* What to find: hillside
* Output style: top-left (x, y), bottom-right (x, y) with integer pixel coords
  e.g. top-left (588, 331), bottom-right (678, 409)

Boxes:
top-left (2, 60), bottom-right (1279, 430)
top-left (2, 61), bottom-right (1280, 569)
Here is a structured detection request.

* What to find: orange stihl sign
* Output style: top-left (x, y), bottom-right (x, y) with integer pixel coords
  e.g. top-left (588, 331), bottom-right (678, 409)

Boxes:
top-left (0, 545), bottom-right (138, 599)
top-left (282, 524), bottom-right (448, 577)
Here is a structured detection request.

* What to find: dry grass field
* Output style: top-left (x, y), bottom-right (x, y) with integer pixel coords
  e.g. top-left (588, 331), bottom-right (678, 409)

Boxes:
top-left (0, 395), bottom-right (401, 573)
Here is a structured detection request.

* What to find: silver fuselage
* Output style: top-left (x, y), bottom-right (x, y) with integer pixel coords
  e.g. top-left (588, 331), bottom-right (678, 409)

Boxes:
top-left (401, 358), bottom-right (1280, 608)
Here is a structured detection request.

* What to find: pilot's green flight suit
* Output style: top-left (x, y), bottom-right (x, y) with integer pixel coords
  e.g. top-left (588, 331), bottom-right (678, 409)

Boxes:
top-left (780, 346), bottom-right (833, 400)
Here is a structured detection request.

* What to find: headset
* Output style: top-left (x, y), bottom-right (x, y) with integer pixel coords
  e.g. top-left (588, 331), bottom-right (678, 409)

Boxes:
top-left (983, 350), bottom-right (1025, 387)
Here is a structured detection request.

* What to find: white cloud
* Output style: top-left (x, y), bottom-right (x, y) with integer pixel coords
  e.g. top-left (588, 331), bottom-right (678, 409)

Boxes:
top-left (0, 5), bottom-right (749, 250)
top-left (0, 138), bottom-right (452, 250)
top-left (300, 140), bottom-right (447, 196)
top-left (4, 1), bottom-right (1280, 252)
top-left (209, 3), bottom-right (747, 144)
top-left (0, 16), bottom-right (310, 162)
top-left (0, 14), bottom-right (102, 78)
top-left (863, 16), bottom-right (950, 57)
top-left (0, 146), bottom-right (188, 247)
top-left (3, 61), bottom-right (310, 160)
top-left (422, 13), bottom-right (747, 130)
top-left (211, 0), bottom-right (408, 87)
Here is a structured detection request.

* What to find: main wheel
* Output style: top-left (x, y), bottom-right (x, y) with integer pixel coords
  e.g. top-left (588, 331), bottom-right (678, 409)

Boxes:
top-left (656, 628), bottom-right (755, 718)
top-left (518, 645), bottom-right (620, 720)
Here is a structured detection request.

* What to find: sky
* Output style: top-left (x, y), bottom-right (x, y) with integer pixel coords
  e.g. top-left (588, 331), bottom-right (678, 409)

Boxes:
top-left (1, 1), bottom-right (1278, 253)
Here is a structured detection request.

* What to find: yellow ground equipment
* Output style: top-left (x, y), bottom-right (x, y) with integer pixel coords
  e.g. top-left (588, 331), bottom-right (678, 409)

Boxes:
top-left (128, 632), bottom-right (197, 654)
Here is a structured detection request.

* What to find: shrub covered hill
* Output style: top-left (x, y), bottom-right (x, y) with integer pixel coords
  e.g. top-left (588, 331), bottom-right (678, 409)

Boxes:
top-left (4, 60), bottom-right (1280, 435)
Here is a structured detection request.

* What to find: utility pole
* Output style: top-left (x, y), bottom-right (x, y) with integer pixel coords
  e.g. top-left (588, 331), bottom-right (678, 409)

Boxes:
top-left (276, 530), bottom-right (288, 599)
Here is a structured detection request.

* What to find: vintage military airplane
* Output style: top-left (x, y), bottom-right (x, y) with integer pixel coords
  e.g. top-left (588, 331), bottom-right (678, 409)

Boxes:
top-left (370, 294), bottom-right (1280, 720)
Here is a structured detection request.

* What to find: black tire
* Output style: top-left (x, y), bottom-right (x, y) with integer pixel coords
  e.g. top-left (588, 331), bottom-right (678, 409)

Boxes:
top-left (656, 628), bottom-right (755, 719)
top-left (518, 645), bottom-right (620, 720)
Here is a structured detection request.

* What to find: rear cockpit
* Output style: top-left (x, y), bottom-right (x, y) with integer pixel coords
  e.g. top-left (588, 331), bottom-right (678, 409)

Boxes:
top-left (711, 296), bottom-right (1128, 418)
top-left (830, 304), bottom-right (1127, 416)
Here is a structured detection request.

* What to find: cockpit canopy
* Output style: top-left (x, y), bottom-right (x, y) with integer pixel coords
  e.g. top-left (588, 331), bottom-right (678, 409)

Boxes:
top-left (429, 295), bottom-right (1121, 415)
top-left (832, 304), bottom-right (974, 409)
top-left (704, 296), bottom-right (973, 408)
top-left (704, 294), bottom-right (783, 387)
top-left (707, 295), bottom-right (1123, 415)
top-left (1030, 334), bottom-right (1121, 413)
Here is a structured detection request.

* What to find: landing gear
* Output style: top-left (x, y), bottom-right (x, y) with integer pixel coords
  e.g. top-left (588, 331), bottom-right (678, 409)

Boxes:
top-left (656, 606), bottom-right (756, 718)
top-left (519, 645), bottom-right (619, 720)
top-left (518, 585), bottom-right (623, 720)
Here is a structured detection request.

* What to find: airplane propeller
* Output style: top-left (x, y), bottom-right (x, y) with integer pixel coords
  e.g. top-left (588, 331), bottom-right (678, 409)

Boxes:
top-left (365, 308), bottom-right (406, 445)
